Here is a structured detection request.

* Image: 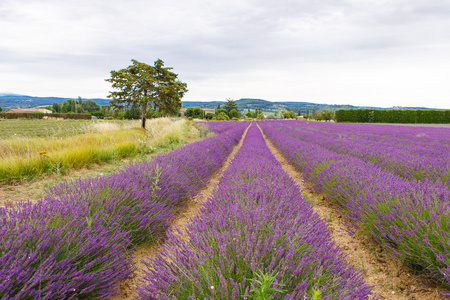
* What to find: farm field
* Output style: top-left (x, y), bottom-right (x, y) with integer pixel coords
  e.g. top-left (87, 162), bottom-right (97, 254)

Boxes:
top-left (1, 119), bottom-right (449, 299)
top-left (0, 118), bottom-right (204, 188)
top-left (0, 121), bottom-right (248, 299)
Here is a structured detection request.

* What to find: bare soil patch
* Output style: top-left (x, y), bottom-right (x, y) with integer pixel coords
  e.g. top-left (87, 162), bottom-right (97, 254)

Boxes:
top-left (257, 124), bottom-right (441, 300)
top-left (108, 124), bottom-right (251, 300)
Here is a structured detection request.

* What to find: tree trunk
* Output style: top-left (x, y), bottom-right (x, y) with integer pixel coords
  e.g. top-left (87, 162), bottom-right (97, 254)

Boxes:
top-left (141, 102), bottom-right (147, 129)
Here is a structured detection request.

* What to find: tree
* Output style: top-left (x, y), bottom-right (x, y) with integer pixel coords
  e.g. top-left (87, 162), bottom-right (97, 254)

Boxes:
top-left (52, 103), bottom-right (61, 113)
top-left (124, 103), bottom-right (141, 119)
top-left (229, 109), bottom-right (239, 119)
top-left (215, 108), bottom-right (228, 117)
top-left (106, 59), bottom-right (188, 128)
top-left (216, 112), bottom-right (230, 120)
top-left (185, 107), bottom-right (204, 119)
top-left (223, 98), bottom-right (239, 114)
top-left (306, 108), bottom-right (310, 120)
top-left (81, 100), bottom-right (101, 112)
top-left (289, 110), bottom-right (297, 119)
top-left (256, 113), bottom-right (265, 120)
top-left (297, 109), bottom-right (301, 116)
top-left (61, 99), bottom-right (84, 113)
top-left (322, 110), bottom-right (334, 122)
top-left (245, 109), bottom-right (252, 118)
top-left (0, 106), bottom-right (2, 112)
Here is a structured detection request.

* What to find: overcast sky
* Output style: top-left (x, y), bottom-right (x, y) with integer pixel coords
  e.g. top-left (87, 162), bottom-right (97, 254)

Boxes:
top-left (1, 0), bottom-right (450, 109)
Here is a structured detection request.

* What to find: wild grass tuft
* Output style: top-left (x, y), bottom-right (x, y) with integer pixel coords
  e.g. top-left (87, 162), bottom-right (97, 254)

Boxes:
top-left (0, 118), bottom-right (197, 185)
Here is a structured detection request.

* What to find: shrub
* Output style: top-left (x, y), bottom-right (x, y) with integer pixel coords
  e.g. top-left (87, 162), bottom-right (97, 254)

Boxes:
top-left (229, 108), bottom-right (239, 119)
top-left (217, 112), bottom-right (230, 120)
top-left (185, 107), bottom-right (204, 119)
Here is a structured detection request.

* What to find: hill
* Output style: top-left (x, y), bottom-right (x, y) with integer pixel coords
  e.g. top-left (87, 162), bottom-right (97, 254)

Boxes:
top-left (183, 98), bottom-right (373, 114)
top-left (0, 94), bottom-right (110, 110)
top-left (0, 94), bottom-right (438, 113)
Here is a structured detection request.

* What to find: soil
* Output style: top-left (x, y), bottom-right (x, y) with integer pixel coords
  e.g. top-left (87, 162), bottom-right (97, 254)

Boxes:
top-left (108, 124), bottom-right (251, 299)
top-left (257, 123), bottom-right (442, 300)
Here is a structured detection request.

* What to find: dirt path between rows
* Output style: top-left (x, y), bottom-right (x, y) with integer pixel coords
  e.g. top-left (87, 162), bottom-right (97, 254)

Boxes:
top-left (257, 124), bottom-right (441, 300)
top-left (108, 124), bottom-right (251, 300)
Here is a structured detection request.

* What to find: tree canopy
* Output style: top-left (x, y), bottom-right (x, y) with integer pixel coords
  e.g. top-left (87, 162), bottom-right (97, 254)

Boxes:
top-left (223, 98), bottom-right (239, 113)
top-left (106, 59), bottom-right (188, 128)
top-left (81, 100), bottom-right (101, 112)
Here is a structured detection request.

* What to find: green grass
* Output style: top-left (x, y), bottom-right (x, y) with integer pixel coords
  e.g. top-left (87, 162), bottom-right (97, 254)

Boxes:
top-left (0, 119), bottom-right (138, 139)
top-left (0, 118), bottom-right (202, 186)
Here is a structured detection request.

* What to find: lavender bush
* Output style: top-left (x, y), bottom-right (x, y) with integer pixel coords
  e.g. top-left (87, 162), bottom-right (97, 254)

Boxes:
top-left (268, 120), bottom-right (450, 186)
top-left (0, 122), bottom-right (248, 299)
top-left (138, 124), bottom-right (373, 299)
top-left (259, 121), bottom-right (450, 295)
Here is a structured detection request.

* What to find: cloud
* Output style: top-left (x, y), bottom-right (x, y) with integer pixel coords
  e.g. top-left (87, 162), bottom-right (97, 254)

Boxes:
top-left (0, 0), bottom-right (450, 108)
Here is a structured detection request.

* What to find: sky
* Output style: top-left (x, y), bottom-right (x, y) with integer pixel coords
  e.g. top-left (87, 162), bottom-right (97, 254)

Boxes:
top-left (1, 0), bottom-right (450, 109)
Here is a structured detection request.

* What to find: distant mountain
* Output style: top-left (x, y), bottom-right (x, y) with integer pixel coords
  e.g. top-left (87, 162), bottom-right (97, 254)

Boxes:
top-left (0, 94), bottom-right (110, 110)
top-left (0, 94), bottom-right (440, 113)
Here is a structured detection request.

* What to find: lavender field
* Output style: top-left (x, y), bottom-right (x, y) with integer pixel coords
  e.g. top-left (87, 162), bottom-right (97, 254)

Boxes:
top-left (259, 120), bottom-right (450, 297)
top-left (1, 120), bottom-right (449, 299)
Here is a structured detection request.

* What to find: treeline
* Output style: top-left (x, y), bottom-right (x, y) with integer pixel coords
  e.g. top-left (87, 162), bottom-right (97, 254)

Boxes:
top-left (335, 109), bottom-right (450, 124)
top-left (0, 112), bottom-right (92, 119)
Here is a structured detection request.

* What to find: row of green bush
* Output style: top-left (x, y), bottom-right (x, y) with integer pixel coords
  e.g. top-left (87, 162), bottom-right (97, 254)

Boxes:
top-left (0, 112), bottom-right (92, 120)
top-left (335, 109), bottom-right (450, 123)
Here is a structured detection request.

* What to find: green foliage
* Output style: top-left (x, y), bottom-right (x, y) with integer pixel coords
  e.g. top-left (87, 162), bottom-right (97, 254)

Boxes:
top-left (216, 112), bottom-right (230, 120)
top-left (215, 108), bottom-right (228, 116)
top-left (61, 99), bottom-right (85, 113)
top-left (223, 98), bottom-right (239, 113)
top-left (253, 108), bottom-right (262, 118)
top-left (229, 108), bottom-right (239, 119)
top-left (247, 269), bottom-right (286, 300)
top-left (52, 103), bottom-right (62, 113)
top-left (315, 110), bottom-right (334, 122)
top-left (205, 113), bottom-right (214, 120)
top-left (0, 107), bottom-right (2, 112)
top-left (185, 107), bottom-right (204, 118)
top-left (282, 110), bottom-right (296, 119)
top-left (106, 59), bottom-right (188, 128)
top-left (0, 112), bottom-right (45, 119)
top-left (335, 109), bottom-right (450, 123)
top-left (245, 109), bottom-right (252, 118)
top-left (257, 113), bottom-right (265, 120)
top-left (147, 110), bottom-right (162, 119)
top-left (47, 113), bottom-right (91, 120)
top-left (289, 110), bottom-right (296, 119)
top-left (124, 103), bottom-right (141, 120)
top-left (90, 112), bottom-right (105, 119)
top-left (81, 100), bottom-right (101, 112)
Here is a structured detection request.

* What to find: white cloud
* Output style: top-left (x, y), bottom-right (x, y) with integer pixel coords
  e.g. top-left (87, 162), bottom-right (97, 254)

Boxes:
top-left (0, 0), bottom-right (450, 108)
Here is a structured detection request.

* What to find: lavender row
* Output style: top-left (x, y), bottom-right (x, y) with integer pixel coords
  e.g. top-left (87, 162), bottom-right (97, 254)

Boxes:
top-left (259, 121), bottom-right (450, 294)
top-left (0, 122), bottom-right (248, 299)
top-left (196, 121), bottom-right (246, 136)
top-left (138, 123), bottom-right (373, 299)
top-left (270, 120), bottom-right (450, 186)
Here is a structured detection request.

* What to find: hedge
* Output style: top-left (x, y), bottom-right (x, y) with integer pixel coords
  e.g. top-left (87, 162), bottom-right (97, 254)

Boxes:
top-left (335, 109), bottom-right (450, 124)
top-left (0, 113), bottom-right (92, 120)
